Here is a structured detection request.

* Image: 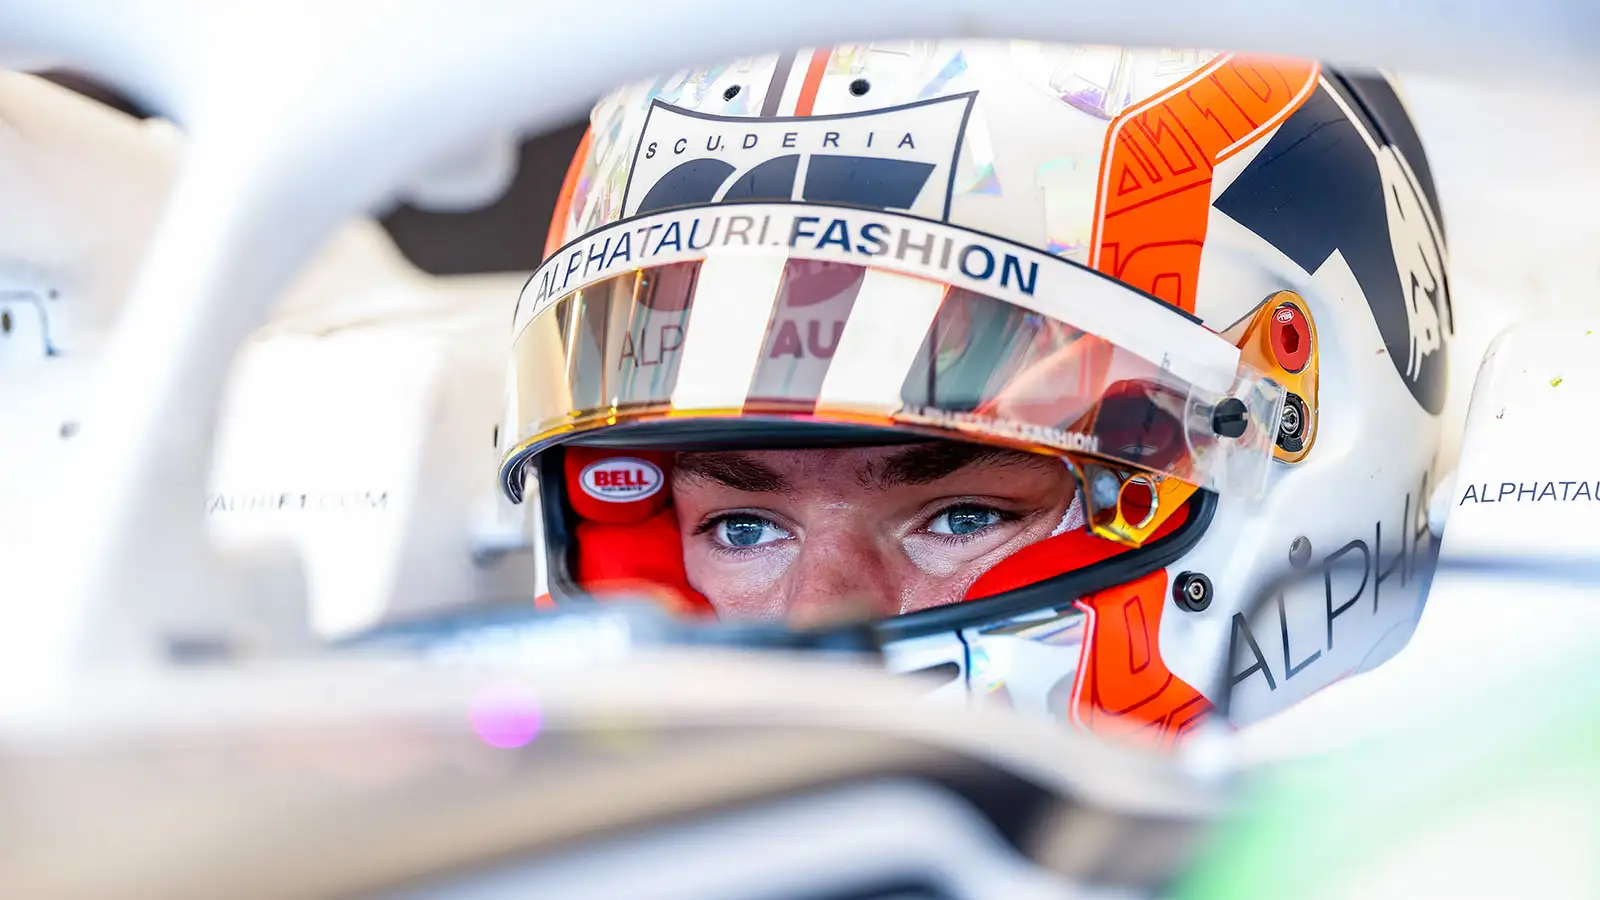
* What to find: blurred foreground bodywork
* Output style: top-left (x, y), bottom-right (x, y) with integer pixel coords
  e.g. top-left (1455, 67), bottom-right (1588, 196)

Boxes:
top-left (0, 647), bottom-right (1220, 899)
top-left (1180, 642), bottom-right (1600, 899)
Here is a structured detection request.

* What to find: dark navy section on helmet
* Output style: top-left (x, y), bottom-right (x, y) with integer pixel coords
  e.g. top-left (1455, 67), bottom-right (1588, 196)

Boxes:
top-left (1341, 72), bottom-right (1446, 242)
top-left (1215, 82), bottom-right (1451, 415)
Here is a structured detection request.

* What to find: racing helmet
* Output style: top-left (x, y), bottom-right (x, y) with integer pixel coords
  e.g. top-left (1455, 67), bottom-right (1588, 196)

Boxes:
top-left (500, 42), bottom-right (1450, 745)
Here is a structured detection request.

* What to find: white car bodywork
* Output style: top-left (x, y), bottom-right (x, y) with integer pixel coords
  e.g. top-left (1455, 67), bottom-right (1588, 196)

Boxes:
top-left (0, 73), bottom-right (541, 643)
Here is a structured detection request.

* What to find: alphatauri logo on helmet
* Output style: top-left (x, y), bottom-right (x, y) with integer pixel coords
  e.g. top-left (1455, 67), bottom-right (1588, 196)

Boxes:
top-left (1217, 77), bottom-right (1451, 414)
top-left (579, 458), bottom-right (664, 503)
top-left (621, 94), bottom-right (976, 222)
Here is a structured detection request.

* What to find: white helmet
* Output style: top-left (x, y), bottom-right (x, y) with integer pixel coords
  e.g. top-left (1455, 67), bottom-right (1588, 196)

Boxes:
top-left (500, 42), bottom-right (1449, 744)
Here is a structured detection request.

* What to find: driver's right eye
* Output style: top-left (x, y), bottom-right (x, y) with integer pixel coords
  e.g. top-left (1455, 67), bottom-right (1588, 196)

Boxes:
top-left (713, 515), bottom-right (791, 549)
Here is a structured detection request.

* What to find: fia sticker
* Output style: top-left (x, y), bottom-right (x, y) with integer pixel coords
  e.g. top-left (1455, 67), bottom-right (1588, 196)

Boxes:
top-left (621, 93), bottom-right (975, 221)
top-left (579, 457), bottom-right (664, 502)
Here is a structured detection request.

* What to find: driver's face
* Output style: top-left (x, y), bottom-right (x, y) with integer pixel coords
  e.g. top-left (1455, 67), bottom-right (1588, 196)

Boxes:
top-left (672, 443), bottom-right (1077, 626)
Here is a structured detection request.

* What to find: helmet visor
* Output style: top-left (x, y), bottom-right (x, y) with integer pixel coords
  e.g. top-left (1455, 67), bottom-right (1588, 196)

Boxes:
top-left (503, 203), bottom-right (1283, 501)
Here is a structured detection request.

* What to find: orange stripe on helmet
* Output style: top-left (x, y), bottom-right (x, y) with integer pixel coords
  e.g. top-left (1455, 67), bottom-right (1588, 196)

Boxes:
top-left (1069, 569), bottom-right (1214, 748)
top-left (1089, 55), bottom-right (1320, 313)
top-left (792, 48), bottom-right (832, 117)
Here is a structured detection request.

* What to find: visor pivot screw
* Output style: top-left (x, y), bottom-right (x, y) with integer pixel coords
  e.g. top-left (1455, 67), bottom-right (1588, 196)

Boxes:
top-left (1277, 393), bottom-right (1308, 453)
top-left (1270, 302), bottom-right (1312, 373)
top-left (1211, 398), bottom-right (1250, 439)
top-left (1289, 536), bottom-right (1313, 568)
top-left (1174, 571), bottom-right (1213, 612)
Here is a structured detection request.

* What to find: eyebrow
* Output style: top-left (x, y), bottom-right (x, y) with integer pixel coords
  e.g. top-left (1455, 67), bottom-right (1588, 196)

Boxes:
top-left (672, 452), bottom-right (793, 493)
top-left (858, 442), bottom-right (1053, 491)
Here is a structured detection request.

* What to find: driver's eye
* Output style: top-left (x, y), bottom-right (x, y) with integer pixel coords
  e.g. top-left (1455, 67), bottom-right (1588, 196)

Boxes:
top-left (714, 514), bottom-right (790, 549)
top-left (928, 505), bottom-right (1003, 536)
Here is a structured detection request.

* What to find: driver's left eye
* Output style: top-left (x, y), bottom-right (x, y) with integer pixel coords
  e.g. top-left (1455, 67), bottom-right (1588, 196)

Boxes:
top-left (927, 505), bottom-right (1003, 536)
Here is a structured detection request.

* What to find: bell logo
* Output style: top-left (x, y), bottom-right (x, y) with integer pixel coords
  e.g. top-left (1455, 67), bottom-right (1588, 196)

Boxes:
top-left (579, 457), bottom-right (665, 502)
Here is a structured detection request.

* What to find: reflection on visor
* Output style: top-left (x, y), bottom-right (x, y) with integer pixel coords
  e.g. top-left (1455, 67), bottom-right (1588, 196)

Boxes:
top-left (505, 206), bottom-right (1284, 501)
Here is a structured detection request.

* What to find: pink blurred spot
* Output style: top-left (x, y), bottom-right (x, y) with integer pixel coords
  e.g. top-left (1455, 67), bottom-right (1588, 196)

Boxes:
top-left (469, 681), bottom-right (543, 749)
